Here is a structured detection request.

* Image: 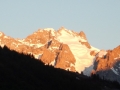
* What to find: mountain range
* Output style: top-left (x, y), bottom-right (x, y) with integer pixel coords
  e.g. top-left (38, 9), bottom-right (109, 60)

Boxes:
top-left (0, 27), bottom-right (120, 83)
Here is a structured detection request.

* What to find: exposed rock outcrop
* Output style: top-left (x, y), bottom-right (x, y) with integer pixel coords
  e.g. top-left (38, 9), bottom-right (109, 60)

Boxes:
top-left (40, 49), bottom-right (56, 65)
top-left (92, 46), bottom-right (120, 83)
top-left (80, 42), bottom-right (91, 49)
top-left (55, 44), bottom-right (76, 72)
top-left (40, 41), bottom-right (76, 72)
top-left (79, 31), bottom-right (91, 48)
top-left (25, 28), bottom-right (55, 44)
top-left (79, 31), bottom-right (87, 40)
top-left (90, 50), bottom-right (98, 56)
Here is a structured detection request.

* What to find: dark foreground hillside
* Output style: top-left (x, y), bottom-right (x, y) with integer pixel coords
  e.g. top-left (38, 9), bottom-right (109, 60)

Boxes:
top-left (0, 46), bottom-right (120, 90)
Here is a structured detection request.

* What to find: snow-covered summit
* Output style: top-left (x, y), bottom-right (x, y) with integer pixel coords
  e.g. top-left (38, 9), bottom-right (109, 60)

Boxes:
top-left (0, 27), bottom-right (100, 75)
top-left (27, 27), bottom-right (99, 74)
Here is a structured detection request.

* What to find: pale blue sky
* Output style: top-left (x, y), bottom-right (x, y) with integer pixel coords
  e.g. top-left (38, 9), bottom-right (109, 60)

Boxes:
top-left (0, 0), bottom-right (120, 50)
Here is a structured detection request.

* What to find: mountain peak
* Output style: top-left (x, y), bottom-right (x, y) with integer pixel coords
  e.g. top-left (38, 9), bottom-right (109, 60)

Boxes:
top-left (57, 26), bottom-right (68, 33)
top-left (0, 28), bottom-right (99, 75)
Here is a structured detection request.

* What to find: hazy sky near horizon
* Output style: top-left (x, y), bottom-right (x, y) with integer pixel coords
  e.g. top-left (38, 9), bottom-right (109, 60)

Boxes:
top-left (0, 0), bottom-right (120, 50)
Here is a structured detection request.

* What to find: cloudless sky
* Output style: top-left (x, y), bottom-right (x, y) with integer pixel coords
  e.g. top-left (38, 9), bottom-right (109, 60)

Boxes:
top-left (0, 0), bottom-right (120, 50)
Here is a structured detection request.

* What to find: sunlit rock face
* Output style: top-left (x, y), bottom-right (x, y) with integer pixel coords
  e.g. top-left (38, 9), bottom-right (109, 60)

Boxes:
top-left (90, 50), bottom-right (98, 56)
top-left (79, 31), bottom-right (91, 49)
top-left (55, 44), bottom-right (76, 72)
top-left (0, 27), bottom-right (99, 73)
top-left (92, 46), bottom-right (120, 83)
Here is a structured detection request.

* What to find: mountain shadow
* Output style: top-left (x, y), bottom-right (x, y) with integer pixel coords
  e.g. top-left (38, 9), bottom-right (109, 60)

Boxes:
top-left (0, 45), bottom-right (120, 90)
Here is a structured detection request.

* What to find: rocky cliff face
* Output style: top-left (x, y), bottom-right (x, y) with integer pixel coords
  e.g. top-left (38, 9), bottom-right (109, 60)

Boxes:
top-left (92, 46), bottom-right (120, 83)
top-left (0, 27), bottom-right (99, 74)
top-left (55, 44), bottom-right (76, 72)
top-left (79, 31), bottom-right (91, 48)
